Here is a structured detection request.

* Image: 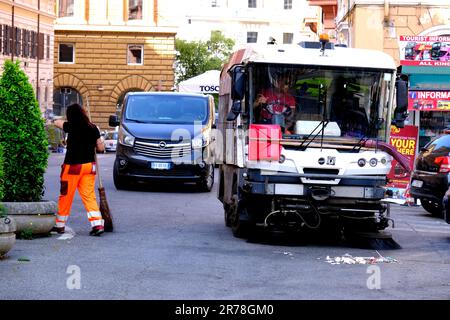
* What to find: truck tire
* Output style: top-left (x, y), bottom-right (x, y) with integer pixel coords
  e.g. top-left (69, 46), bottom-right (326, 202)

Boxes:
top-left (197, 164), bottom-right (214, 192)
top-left (229, 196), bottom-right (253, 238)
top-left (113, 160), bottom-right (129, 190)
top-left (420, 199), bottom-right (444, 217)
top-left (224, 203), bottom-right (231, 227)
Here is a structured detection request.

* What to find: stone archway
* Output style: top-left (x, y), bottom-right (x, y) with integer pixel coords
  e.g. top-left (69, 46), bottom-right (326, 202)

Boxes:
top-left (53, 73), bottom-right (88, 102)
top-left (110, 75), bottom-right (153, 106)
top-left (419, 25), bottom-right (450, 36)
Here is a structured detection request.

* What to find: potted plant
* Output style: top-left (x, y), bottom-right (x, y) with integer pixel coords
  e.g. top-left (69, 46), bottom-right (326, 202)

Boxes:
top-left (0, 60), bottom-right (56, 236)
top-left (0, 143), bottom-right (16, 257)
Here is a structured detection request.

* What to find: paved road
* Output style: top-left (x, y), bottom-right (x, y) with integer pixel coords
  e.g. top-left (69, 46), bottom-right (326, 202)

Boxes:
top-left (1, 153), bottom-right (449, 300)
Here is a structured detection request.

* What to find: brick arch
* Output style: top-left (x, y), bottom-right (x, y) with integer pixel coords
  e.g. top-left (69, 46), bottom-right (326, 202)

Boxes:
top-left (110, 75), bottom-right (154, 105)
top-left (53, 73), bottom-right (88, 101)
top-left (419, 24), bottom-right (450, 36)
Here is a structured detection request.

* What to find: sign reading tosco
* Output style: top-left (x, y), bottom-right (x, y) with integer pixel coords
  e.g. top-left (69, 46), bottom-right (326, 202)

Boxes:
top-left (200, 85), bottom-right (220, 93)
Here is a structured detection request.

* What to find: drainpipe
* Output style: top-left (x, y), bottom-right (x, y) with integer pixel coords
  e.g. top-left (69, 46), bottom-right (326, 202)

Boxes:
top-left (384, 0), bottom-right (390, 20)
top-left (37, 0), bottom-right (40, 105)
top-left (11, 2), bottom-right (14, 61)
top-left (154, 0), bottom-right (158, 26)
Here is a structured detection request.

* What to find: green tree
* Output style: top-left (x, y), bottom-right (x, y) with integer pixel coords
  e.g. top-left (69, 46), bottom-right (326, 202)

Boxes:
top-left (175, 31), bottom-right (235, 84)
top-left (0, 60), bottom-right (48, 201)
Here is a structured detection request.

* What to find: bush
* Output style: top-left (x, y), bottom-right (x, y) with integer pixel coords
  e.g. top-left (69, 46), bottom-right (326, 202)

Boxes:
top-left (0, 60), bottom-right (48, 201)
top-left (0, 143), bottom-right (4, 201)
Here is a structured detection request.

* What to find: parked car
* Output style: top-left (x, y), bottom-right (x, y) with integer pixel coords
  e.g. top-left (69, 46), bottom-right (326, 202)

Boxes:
top-left (410, 134), bottom-right (450, 217)
top-left (108, 92), bottom-right (216, 191)
top-left (104, 131), bottom-right (118, 152)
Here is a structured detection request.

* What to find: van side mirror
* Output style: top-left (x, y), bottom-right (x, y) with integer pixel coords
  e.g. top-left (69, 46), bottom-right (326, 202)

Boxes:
top-left (231, 66), bottom-right (246, 101)
top-left (392, 78), bottom-right (408, 128)
top-left (109, 115), bottom-right (119, 127)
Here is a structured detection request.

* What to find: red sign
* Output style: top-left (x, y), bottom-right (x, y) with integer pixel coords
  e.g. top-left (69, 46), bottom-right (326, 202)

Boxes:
top-left (399, 35), bottom-right (450, 67)
top-left (387, 125), bottom-right (419, 189)
top-left (408, 90), bottom-right (450, 111)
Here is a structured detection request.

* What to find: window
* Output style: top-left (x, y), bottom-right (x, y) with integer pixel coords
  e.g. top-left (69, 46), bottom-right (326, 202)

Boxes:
top-left (58, 0), bottom-right (74, 18)
top-left (284, 0), bottom-right (292, 9)
top-left (248, 0), bottom-right (256, 8)
top-left (53, 87), bottom-right (82, 116)
top-left (129, 0), bottom-right (143, 20)
top-left (247, 32), bottom-right (258, 43)
top-left (59, 43), bottom-right (74, 63)
top-left (283, 33), bottom-right (293, 44)
top-left (127, 44), bottom-right (143, 65)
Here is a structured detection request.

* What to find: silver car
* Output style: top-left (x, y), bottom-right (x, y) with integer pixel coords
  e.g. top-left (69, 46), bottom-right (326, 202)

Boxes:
top-left (104, 131), bottom-right (118, 152)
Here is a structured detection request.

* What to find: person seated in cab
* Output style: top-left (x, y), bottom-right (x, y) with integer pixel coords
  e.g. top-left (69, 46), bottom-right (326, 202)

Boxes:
top-left (253, 73), bottom-right (296, 134)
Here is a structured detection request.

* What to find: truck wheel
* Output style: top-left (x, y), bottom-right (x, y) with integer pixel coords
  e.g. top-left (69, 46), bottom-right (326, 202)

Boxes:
top-left (197, 164), bottom-right (214, 192)
top-left (224, 203), bottom-right (231, 227)
top-left (113, 160), bottom-right (129, 190)
top-left (229, 198), bottom-right (253, 238)
top-left (420, 199), bottom-right (444, 217)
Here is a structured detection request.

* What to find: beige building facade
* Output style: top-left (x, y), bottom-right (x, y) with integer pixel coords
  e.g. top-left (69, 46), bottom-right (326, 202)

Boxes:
top-left (0, 0), bottom-right (56, 115)
top-left (336, 0), bottom-right (450, 150)
top-left (335, 0), bottom-right (450, 64)
top-left (54, 0), bottom-right (176, 129)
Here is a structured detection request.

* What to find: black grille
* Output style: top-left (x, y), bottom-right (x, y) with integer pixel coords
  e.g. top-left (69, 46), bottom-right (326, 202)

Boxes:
top-left (134, 140), bottom-right (191, 159)
top-left (303, 168), bottom-right (339, 175)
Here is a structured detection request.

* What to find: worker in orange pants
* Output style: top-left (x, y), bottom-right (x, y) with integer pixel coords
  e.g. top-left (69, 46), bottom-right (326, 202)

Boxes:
top-left (52, 103), bottom-right (106, 236)
top-left (55, 162), bottom-right (104, 234)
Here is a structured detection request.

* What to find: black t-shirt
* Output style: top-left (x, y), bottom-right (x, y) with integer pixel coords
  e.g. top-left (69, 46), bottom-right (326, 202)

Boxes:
top-left (63, 122), bottom-right (100, 164)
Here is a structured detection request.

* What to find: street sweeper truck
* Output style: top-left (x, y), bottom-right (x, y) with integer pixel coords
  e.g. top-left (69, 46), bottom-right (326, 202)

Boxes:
top-left (216, 35), bottom-right (410, 245)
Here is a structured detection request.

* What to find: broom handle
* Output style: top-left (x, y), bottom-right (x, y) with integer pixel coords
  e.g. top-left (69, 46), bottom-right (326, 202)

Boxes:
top-left (86, 96), bottom-right (104, 189)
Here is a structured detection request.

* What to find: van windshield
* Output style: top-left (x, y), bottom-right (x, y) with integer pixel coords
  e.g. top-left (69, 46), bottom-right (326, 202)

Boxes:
top-left (125, 95), bottom-right (209, 124)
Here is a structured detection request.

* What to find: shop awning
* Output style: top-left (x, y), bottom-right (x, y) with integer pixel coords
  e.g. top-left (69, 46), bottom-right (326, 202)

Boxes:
top-left (178, 70), bottom-right (220, 94)
top-left (402, 66), bottom-right (450, 90)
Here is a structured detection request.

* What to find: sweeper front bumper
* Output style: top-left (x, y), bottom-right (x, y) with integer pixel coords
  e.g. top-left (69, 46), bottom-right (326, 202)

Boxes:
top-left (238, 169), bottom-right (391, 231)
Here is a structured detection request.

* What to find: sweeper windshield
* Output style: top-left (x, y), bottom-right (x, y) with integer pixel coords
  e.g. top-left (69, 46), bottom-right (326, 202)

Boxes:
top-left (249, 64), bottom-right (394, 140)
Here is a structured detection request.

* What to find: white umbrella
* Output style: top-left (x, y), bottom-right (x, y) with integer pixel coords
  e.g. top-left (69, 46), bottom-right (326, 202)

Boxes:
top-left (178, 70), bottom-right (220, 94)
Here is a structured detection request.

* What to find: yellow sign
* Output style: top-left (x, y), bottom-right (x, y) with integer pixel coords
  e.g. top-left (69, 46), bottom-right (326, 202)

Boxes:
top-left (437, 101), bottom-right (450, 110)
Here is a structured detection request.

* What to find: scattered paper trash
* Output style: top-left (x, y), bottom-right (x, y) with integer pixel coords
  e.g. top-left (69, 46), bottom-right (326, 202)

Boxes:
top-left (325, 252), bottom-right (398, 265)
top-left (57, 226), bottom-right (76, 241)
top-left (18, 257), bottom-right (30, 262)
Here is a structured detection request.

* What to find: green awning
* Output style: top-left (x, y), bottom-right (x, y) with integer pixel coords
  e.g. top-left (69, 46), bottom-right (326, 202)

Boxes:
top-left (402, 66), bottom-right (450, 90)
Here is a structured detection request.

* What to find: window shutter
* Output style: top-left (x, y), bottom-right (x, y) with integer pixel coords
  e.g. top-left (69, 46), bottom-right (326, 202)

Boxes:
top-left (31, 31), bottom-right (37, 58)
top-left (15, 27), bottom-right (21, 56)
top-left (38, 33), bottom-right (44, 60)
top-left (5, 25), bottom-right (11, 55)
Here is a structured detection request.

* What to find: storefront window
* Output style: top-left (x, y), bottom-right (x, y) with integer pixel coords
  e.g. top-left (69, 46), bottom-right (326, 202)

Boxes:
top-left (419, 111), bottom-right (450, 148)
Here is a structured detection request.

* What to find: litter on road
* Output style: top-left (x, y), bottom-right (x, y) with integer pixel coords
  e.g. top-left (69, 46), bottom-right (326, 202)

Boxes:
top-left (325, 251), bottom-right (398, 265)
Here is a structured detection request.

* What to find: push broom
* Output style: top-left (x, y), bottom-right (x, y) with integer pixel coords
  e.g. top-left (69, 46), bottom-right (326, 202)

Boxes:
top-left (86, 96), bottom-right (113, 232)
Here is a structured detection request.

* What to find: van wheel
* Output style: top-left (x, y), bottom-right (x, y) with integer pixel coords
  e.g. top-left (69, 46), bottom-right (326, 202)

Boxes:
top-left (197, 164), bottom-right (214, 192)
top-left (113, 160), bottom-right (129, 190)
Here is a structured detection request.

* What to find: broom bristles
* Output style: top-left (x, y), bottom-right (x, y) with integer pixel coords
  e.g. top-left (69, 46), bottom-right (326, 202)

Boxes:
top-left (98, 186), bottom-right (113, 232)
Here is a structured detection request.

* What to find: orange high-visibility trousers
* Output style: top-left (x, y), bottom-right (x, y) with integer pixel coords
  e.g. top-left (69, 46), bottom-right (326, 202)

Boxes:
top-left (56, 162), bottom-right (104, 228)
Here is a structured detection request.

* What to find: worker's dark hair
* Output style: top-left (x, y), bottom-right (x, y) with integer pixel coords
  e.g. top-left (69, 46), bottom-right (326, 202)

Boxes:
top-left (66, 103), bottom-right (94, 128)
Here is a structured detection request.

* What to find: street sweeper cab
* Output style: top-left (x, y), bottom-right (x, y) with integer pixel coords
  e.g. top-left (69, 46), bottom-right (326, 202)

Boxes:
top-left (216, 35), bottom-right (409, 242)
